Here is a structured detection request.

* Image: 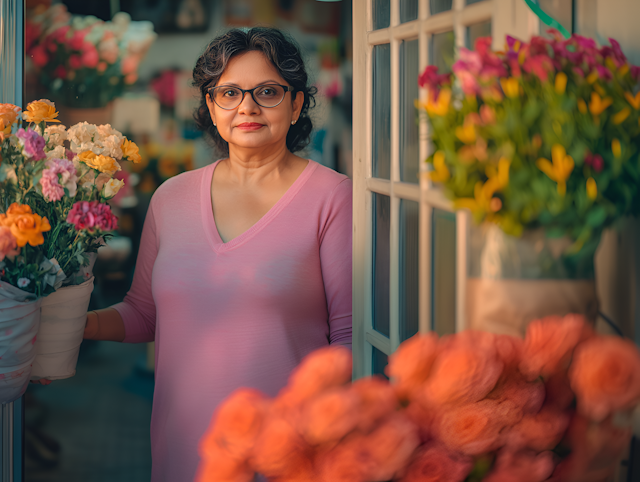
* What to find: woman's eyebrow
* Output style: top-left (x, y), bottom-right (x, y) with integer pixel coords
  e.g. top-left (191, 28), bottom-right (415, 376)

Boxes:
top-left (215, 80), bottom-right (282, 88)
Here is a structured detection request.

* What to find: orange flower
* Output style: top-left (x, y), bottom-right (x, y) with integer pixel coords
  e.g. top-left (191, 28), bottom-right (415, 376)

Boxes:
top-left (361, 413), bottom-right (421, 481)
top-left (386, 333), bottom-right (438, 401)
top-left (0, 226), bottom-right (19, 261)
top-left (78, 150), bottom-right (121, 176)
top-left (569, 335), bottom-right (640, 421)
top-left (250, 416), bottom-right (312, 478)
top-left (483, 449), bottom-right (555, 482)
top-left (544, 369), bottom-right (575, 411)
top-left (22, 99), bottom-right (60, 124)
top-left (121, 138), bottom-right (142, 163)
top-left (194, 446), bottom-right (254, 482)
top-left (488, 373), bottom-right (545, 419)
top-left (494, 334), bottom-right (524, 368)
top-left (435, 400), bottom-right (510, 455)
top-left (299, 386), bottom-right (359, 445)
top-left (397, 443), bottom-right (473, 482)
top-left (314, 437), bottom-right (371, 482)
top-left (277, 346), bottom-right (352, 408)
top-left (0, 204), bottom-right (51, 247)
top-left (0, 103), bottom-right (21, 135)
top-left (199, 388), bottom-right (269, 461)
top-left (424, 331), bottom-right (503, 407)
top-left (507, 406), bottom-right (570, 452)
top-left (519, 314), bottom-right (589, 380)
top-left (351, 376), bottom-right (398, 433)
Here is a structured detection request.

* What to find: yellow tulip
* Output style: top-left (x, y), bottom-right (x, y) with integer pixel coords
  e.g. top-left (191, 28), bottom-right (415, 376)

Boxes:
top-left (455, 123), bottom-right (476, 144)
top-left (619, 64), bottom-right (630, 76)
top-left (612, 139), bottom-right (621, 158)
top-left (612, 108), bottom-right (631, 125)
top-left (578, 99), bottom-right (588, 114)
top-left (425, 89), bottom-right (451, 116)
top-left (593, 83), bottom-right (606, 97)
top-left (588, 92), bottom-right (613, 116)
top-left (586, 177), bottom-right (597, 200)
top-left (536, 144), bottom-right (575, 196)
top-left (500, 78), bottom-right (520, 98)
top-left (624, 91), bottom-right (640, 110)
top-left (586, 71), bottom-right (599, 84)
top-left (429, 151), bottom-right (450, 183)
top-left (554, 72), bottom-right (567, 95)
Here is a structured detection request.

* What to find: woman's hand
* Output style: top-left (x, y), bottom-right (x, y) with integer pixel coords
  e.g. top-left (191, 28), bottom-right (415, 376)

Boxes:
top-left (84, 311), bottom-right (99, 339)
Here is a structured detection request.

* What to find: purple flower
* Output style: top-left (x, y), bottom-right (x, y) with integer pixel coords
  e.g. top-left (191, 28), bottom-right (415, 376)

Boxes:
top-left (418, 65), bottom-right (451, 98)
top-left (595, 64), bottom-right (613, 81)
top-left (573, 35), bottom-right (597, 51)
top-left (631, 66), bottom-right (640, 82)
top-left (15, 128), bottom-right (46, 161)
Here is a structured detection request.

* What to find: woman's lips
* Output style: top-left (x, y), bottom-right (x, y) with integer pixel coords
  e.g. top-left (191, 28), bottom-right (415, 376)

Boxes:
top-left (236, 123), bottom-right (264, 130)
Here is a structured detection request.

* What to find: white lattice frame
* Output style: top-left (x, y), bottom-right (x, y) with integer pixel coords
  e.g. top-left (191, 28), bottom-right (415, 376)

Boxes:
top-left (352, 0), bottom-right (540, 379)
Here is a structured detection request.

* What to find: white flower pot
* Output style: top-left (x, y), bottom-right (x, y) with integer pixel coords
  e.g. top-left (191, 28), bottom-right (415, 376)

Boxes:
top-left (30, 277), bottom-right (94, 380)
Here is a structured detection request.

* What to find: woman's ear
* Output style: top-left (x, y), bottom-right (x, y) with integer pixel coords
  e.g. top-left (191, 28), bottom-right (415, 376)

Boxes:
top-left (292, 91), bottom-right (304, 122)
top-left (206, 93), bottom-right (216, 126)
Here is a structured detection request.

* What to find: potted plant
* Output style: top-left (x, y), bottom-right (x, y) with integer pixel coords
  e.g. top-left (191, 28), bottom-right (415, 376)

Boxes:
top-left (418, 33), bottom-right (640, 335)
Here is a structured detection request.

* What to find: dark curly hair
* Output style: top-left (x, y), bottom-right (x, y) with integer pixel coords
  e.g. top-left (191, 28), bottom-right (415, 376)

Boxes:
top-left (192, 27), bottom-right (317, 156)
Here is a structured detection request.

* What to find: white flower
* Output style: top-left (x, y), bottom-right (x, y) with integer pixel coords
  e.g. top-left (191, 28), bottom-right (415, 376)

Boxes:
top-left (100, 134), bottom-right (123, 159)
top-left (5, 168), bottom-right (17, 184)
top-left (67, 122), bottom-right (97, 149)
top-left (46, 145), bottom-right (66, 161)
top-left (45, 124), bottom-right (67, 146)
top-left (102, 178), bottom-right (124, 199)
top-left (17, 278), bottom-right (30, 288)
top-left (96, 124), bottom-right (124, 140)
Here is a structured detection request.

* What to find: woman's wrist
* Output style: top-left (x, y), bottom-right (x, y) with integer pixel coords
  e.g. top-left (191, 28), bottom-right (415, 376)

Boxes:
top-left (84, 310), bottom-right (100, 340)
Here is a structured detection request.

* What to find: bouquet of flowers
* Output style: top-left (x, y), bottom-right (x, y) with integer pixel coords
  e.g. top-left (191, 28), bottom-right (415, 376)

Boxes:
top-left (0, 99), bottom-right (141, 294)
top-left (197, 316), bottom-right (640, 481)
top-left (26, 3), bottom-right (156, 108)
top-left (419, 32), bottom-right (640, 255)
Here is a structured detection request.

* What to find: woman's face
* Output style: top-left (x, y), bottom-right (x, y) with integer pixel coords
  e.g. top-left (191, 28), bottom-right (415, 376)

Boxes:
top-left (206, 51), bottom-right (304, 153)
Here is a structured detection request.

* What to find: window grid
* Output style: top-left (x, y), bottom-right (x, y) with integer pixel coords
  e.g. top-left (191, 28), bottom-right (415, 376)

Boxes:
top-left (356, 0), bottom-right (495, 378)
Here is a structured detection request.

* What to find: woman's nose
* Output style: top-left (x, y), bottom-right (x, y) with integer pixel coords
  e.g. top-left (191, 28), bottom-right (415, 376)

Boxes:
top-left (237, 91), bottom-right (260, 115)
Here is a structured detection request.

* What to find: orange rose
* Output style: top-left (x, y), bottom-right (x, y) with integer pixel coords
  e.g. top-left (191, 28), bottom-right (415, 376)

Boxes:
top-left (435, 399), bottom-right (511, 455)
top-left (0, 205), bottom-right (50, 247)
top-left (299, 386), bottom-right (359, 445)
top-left (569, 335), bottom-right (640, 421)
top-left (403, 400), bottom-right (438, 443)
top-left (488, 371), bottom-right (545, 418)
top-left (22, 99), bottom-right (60, 124)
top-left (483, 449), bottom-right (555, 482)
top-left (424, 331), bottom-right (503, 407)
top-left (397, 443), bottom-right (473, 482)
top-left (4, 203), bottom-right (34, 216)
top-left (0, 103), bottom-right (21, 135)
top-left (494, 334), bottom-right (524, 368)
top-left (277, 346), bottom-right (352, 408)
top-left (519, 314), bottom-right (589, 380)
top-left (121, 138), bottom-right (142, 163)
top-left (0, 226), bottom-right (19, 261)
top-left (250, 416), bottom-right (312, 478)
top-left (351, 376), bottom-right (398, 433)
top-left (315, 438), bottom-right (371, 482)
top-left (386, 333), bottom-right (438, 401)
top-left (200, 388), bottom-right (269, 460)
top-left (194, 446), bottom-right (254, 482)
top-left (507, 406), bottom-right (570, 452)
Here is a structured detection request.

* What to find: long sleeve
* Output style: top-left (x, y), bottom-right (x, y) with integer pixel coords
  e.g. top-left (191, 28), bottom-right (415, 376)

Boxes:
top-left (319, 178), bottom-right (353, 348)
top-left (112, 200), bottom-right (159, 343)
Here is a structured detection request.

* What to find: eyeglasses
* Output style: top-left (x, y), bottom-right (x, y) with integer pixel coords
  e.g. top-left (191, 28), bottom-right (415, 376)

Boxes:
top-left (208, 83), bottom-right (295, 110)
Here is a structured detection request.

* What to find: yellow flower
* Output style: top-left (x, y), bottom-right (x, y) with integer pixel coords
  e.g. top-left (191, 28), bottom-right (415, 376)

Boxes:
top-left (586, 177), bottom-right (597, 200)
top-left (455, 123), bottom-right (476, 144)
top-left (578, 99), bottom-right (588, 114)
top-left (624, 91), bottom-right (640, 110)
top-left (121, 139), bottom-right (142, 163)
top-left (554, 72), bottom-right (567, 95)
top-left (429, 151), bottom-right (450, 183)
top-left (618, 64), bottom-right (630, 76)
top-left (593, 83), bottom-right (606, 97)
top-left (588, 92), bottom-right (613, 116)
top-left (586, 71), bottom-right (599, 84)
top-left (424, 89), bottom-right (451, 116)
top-left (612, 139), bottom-right (621, 158)
top-left (0, 104), bottom-right (21, 135)
top-left (454, 180), bottom-right (500, 214)
top-left (22, 99), bottom-right (60, 124)
top-left (78, 150), bottom-right (121, 176)
top-left (536, 144), bottom-right (575, 196)
top-left (485, 157), bottom-right (511, 191)
top-left (612, 108), bottom-right (631, 125)
top-left (500, 77), bottom-right (520, 98)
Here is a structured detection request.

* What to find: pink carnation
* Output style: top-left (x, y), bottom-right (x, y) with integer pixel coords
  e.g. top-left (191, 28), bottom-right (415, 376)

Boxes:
top-left (39, 169), bottom-right (65, 202)
top-left (16, 128), bottom-right (46, 161)
top-left (66, 201), bottom-right (118, 232)
top-left (40, 158), bottom-right (78, 202)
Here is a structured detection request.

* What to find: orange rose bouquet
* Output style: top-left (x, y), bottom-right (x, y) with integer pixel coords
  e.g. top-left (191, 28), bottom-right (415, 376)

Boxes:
top-left (0, 99), bottom-right (141, 293)
top-left (197, 317), bottom-right (640, 481)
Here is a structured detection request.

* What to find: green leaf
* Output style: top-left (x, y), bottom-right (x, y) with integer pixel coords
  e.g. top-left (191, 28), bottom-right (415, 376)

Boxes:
top-left (586, 205), bottom-right (607, 227)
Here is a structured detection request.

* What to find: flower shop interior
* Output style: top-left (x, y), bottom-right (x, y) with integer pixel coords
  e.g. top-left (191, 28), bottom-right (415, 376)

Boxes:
top-left (1, 0), bottom-right (640, 481)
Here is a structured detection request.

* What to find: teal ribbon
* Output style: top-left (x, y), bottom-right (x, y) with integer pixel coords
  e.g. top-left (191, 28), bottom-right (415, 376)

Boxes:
top-left (523, 0), bottom-right (571, 39)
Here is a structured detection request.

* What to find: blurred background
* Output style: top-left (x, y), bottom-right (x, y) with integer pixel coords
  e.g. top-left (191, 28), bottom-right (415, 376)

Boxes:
top-left (23, 0), bottom-right (353, 480)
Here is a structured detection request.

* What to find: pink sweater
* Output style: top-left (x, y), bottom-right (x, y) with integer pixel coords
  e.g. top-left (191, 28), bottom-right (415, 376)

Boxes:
top-left (112, 160), bottom-right (352, 481)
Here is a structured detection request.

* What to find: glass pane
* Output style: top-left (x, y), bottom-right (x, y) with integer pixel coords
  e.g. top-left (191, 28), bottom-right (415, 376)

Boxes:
top-left (432, 209), bottom-right (456, 335)
top-left (373, 193), bottom-right (391, 338)
top-left (430, 0), bottom-right (453, 15)
top-left (466, 21), bottom-right (492, 50)
top-left (372, 346), bottom-right (389, 378)
top-left (538, 0), bottom-right (573, 36)
top-left (400, 39), bottom-right (420, 184)
top-left (429, 31), bottom-right (455, 74)
top-left (400, 0), bottom-right (419, 23)
top-left (575, 0), bottom-right (597, 38)
top-left (373, 0), bottom-right (391, 30)
top-left (400, 200), bottom-right (419, 341)
top-left (372, 44), bottom-right (391, 180)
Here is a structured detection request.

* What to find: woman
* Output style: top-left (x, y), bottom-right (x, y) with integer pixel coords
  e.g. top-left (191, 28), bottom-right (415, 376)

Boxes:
top-left (83, 27), bottom-right (352, 481)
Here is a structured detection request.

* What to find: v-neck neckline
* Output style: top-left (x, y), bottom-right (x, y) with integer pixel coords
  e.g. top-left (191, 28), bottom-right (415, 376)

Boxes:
top-left (200, 159), bottom-right (317, 252)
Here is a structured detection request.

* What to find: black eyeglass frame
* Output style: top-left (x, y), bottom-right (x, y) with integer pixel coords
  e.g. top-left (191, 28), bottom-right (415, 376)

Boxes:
top-left (207, 83), bottom-right (296, 110)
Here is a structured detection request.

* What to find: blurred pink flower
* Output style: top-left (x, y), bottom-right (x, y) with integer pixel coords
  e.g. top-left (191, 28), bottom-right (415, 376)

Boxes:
top-left (16, 128), bottom-right (46, 161)
top-left (30, 45), bottom-right (49, 68)
top-left (66, 201), bottom-right (118, 232)
top-left (81, 43), bottom-right (99, 69)
top-left (68, 30), bottom-right (87, 51)
top-left (69, 55), bottom-right (82, 70)
top-left (0, 227), bottom-right (19, 261)
top-left (39, 169), bottom-right (65, 202)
